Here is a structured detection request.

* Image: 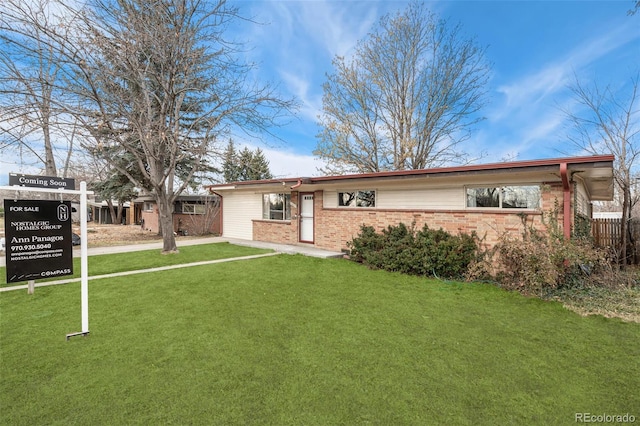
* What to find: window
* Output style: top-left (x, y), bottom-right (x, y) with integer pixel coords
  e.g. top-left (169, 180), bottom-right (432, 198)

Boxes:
top-left (182, 203), bottom-right (206, 214)
top-left (338, 190), bottom-right (376, 208)
top-left (143, 202), bottom-right (154, 212)
top-left (262, 193), bottom-right (291, 220)
top-left (466, 185), bottom-right (540, 209)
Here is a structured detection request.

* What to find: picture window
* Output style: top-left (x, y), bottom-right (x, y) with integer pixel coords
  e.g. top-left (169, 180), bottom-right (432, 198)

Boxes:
top-left (338, 190), bottom-right (376, 208)
top-left (466, 186), bottom-right (540, 209)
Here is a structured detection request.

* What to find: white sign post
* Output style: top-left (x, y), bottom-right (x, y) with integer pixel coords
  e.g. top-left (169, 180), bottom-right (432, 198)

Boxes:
top-left (79, 181), bottom-right (89, 336)
top-left (1, 180), bottom-right (93, 339)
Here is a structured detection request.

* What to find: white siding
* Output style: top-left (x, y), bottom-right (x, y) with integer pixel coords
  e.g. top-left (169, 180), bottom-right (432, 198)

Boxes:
top-left (378, 187), bottom-right (463, 209)
top-left (324, 190), bottom-right (337, 208)
top-left (575, 181), bottom-right (590, 216)
top-left (324, 187), bottom-right (463, 210)
top-left (222, 191), bottom-right (262, 240)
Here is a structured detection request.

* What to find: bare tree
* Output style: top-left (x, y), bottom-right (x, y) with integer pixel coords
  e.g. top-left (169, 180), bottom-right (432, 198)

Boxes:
top-left (2, 0), bottom-right (295, 253)
top-left (564, 74), bottom-right (640, 264)
top-left (314, 1), bottom-right (490, 174)
top-left (0, 0), bottom-right (78, 178)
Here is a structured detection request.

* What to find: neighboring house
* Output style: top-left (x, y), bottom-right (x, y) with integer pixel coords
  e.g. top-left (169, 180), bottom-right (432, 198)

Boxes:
top-left (134, 195), bottom-right (221, 236)
top-left (206, 155), bottom-right (614, 253)
top-left (89, 200), bottom-right (131, 224)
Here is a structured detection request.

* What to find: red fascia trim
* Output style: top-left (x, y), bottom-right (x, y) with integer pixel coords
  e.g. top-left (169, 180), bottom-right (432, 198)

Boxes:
top-left (307, 155), bottom-right (615, 183)
top-left (204, 179), bottom-right (300, 190)
top-left (204, 155), bottom-right (615, 189)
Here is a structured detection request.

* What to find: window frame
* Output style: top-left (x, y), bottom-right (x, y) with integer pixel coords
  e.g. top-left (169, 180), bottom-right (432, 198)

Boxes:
top-left (262, 193), bottom-right (291, 221)
top-left (181, 203), bottom-right (206, 215)
top-left (337, 190), bottom-right (376, 208)
top-left (466, 185), bottom-right (541, 210)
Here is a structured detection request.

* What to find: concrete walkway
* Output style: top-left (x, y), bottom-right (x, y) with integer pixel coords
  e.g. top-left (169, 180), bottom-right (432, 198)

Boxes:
top-left (0, 251), bottom-right (281, 293)
top-left (0, 236), bottom-right (343, 270)
top-left (0, 237), bottom-right (344, 292)
top-left (221, 238), bottom-right (344, 259)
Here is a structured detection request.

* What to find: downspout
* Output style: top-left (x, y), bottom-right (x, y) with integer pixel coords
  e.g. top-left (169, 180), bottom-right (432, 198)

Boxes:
top-left (560, 163), bottom-right (571, 240)
top-left (290, 179), bottom-right (302, 190)
top-left (209, 190), bottom-right (223, 236)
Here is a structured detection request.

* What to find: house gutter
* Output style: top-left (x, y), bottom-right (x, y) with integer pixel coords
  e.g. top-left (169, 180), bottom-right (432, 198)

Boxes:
top-left (290, 179), bottom-right (303, 190)
top-left (560, 162), bottom-right (571, 240)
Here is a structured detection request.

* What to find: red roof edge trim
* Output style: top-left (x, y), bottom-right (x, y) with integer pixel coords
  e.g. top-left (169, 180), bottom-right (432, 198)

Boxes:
top-left (307, 154), bottom-right (615, 183)
top-left (205, 155), bottom-right (614, 188)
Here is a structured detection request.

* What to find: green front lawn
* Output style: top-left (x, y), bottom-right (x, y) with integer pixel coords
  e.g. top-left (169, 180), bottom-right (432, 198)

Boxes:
top-left (0, 242), bottom-right (272, 286)
top-left (1, 253), bottom-right (638, 424)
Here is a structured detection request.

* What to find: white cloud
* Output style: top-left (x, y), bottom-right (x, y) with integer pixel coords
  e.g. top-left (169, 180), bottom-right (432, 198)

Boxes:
top-left (495, 18), bottom-right (638, 118)
top-left (296, 1), bottom-right (379, 58)
top-left (260, 146), bottom-right (326, 178)
top-left (244, 1), bottom-right (395, 125)
top-left (232, 140), bottom-right (325, 178)
top-left (482, 17), bottom-right (640, 160)
top-left (279, 70), bottom-right (321, 122)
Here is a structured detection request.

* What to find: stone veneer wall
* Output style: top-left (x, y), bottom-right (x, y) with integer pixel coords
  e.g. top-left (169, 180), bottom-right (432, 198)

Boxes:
top-left (250, 182), bottom-right (570, 253)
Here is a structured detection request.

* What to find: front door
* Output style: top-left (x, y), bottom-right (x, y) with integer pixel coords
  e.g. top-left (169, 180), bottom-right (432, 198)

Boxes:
top-left (299, 193), bottom-right (314, 243)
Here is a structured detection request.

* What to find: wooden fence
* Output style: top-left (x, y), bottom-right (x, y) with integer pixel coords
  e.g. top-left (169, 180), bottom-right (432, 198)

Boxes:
top-left (591, 218), bottom-right (640, 264)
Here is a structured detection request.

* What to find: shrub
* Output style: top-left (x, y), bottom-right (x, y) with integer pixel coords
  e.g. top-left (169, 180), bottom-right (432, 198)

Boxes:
top-left (469, 208), bottom-right (613, 297)
top-left (348, 222), bottom-right (479, 279)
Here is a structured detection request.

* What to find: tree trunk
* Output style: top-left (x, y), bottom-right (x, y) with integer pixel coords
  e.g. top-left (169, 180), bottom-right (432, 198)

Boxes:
top-left (116, 203), bottom-right (124, 224)
top-left (156, 193), bottom-right (178, 253)
top-left (106, 200), bottom-right (117, 225)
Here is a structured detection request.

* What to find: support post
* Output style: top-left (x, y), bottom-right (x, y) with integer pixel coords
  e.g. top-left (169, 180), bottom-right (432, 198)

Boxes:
top-left (65, 181), bottom-right (90, 340)
top-left (80, 181), bottom-right (89, 334)
top-left (560, 163), bottom-right (572, 240)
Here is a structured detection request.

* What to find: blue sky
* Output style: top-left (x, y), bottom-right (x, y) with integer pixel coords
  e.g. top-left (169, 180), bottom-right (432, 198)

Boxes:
top-left (1, 0), bottom-right (638, 185)
top-left (229, 0), bottom-right (639, 178)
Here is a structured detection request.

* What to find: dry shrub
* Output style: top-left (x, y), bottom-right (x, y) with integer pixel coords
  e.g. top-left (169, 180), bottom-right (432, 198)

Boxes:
top-left (467, 209), bottom-right (618, 297)
top-left (494, 231), bottom-right (612, 296)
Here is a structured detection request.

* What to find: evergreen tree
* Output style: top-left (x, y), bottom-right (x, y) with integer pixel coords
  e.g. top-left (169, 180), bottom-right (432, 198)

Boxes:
top-left (223, 142), bottom-right (273, 182)
top-left (237, 147), bottom-right (254, 181)
top-left (222, 140), bottom-right (240, 183)
top-left (250, 148), bottom-right (273, 180)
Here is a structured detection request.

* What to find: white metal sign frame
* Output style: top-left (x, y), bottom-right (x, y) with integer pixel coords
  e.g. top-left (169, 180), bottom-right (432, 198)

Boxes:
top-left (1, 182), bottom-right (93, 339)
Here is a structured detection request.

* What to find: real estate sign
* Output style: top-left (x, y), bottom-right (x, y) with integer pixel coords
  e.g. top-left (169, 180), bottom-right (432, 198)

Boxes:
top-left (4, 199), bottom-right (73, 283)
top-left (9, 173), bottom-right (75, 190)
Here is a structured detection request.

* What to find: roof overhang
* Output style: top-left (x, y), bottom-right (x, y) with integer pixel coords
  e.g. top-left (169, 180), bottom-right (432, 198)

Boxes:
top-left (567, 159), bottom-right (615, 200)
top-left (206, 155), bottom-right (615, 200)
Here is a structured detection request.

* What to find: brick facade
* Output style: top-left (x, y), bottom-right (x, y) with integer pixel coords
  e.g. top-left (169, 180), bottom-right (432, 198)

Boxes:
top-left (253, 192), bottom-right (299, 244)
top-left (140, 202), bottom-right (221, 236)
top-left (173, 213), bottom-right (220, 236)
top-left (251, 181), bottom-right (570, 253)
top-left (141, 206), bottom-right (159, 233)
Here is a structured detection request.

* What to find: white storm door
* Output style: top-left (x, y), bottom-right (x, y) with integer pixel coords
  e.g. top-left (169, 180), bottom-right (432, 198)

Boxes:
top-left (300, 193), bottom-right (314, 243)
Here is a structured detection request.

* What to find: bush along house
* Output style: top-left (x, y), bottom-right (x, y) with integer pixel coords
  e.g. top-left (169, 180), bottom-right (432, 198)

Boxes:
top-left (206, 155), bottom-right (614, 253)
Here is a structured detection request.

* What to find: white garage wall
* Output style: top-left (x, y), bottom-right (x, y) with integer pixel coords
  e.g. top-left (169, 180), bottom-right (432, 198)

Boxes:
top-left (221, 191), bottom-right (262, 240)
